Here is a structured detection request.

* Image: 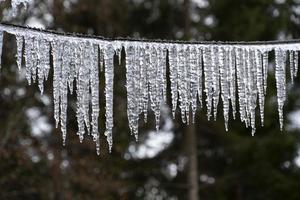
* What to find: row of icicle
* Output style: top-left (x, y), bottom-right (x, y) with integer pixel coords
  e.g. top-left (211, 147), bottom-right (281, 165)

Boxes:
top-left (0, 24), bottom-right (299, 154)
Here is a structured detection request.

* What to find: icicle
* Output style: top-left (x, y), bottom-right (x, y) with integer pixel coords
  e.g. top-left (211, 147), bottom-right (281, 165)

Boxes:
top-left (275, 48), bottom-right (287, 131)
top-left (289, 50), bottom-right (295, 84)
top-left (203, 46), bottom-right (213, 120)
top-left (161, 47), bottom-right (167, 104)
top-left (90, 43), bottom-right (100, 155)
top-left (82, 43), bottom-right (93, 135)
top-left (190, 46), bottom-right (198, 123)
top-left (184, 46), bottom-right (191, 124)
top-left (0, 30), bottom-right (3, 69)
top-left (255, 50), bottom-right (265, 126)
top-left (143, 45), bottom-right (151, 122)
top-left (135, 45), bottom-right (142, 126)
top-left (104, 43), bottom-right (115, 152)
top-left (211, 46), bottom-right (220, 120)
top-left (68, 43), bottom-right (77, 94)
top-left (155, 45), bottom-right (166, 128)
top-left (177, 45), bottom-right (187, 123)
top-left (138, 45), bottom-right (148, 124)
top-left (246, 49), bottom-right (257, 136)
top-left (235, 48), bottom-right (247, 125)
top-left (219, 47), bottom-right (230, 131)
top-left (168, 45), bottom-right (178, 118)
top-left (59, 40), bottom-right (71, 145)
top-left (125, 44), bottom-right (139, 139)
top-left (24, 36), bottom-right (34, 85)
top-left (197, 47), bottom-right (203, 109)
top-left (15, 35), bottom-right (24, 72)
top-left (295, 51), bottom-right (299, 77)
top-left (51, 40), bottom-right (63, 130)
top-left (228, 48), bottom-right (236, 119)
top-left (262, 51), bottom-right (269, 95)
top-left (38, 38), bottom-right (51, 94)
top-left (75, 42), bottom-right (86, 142)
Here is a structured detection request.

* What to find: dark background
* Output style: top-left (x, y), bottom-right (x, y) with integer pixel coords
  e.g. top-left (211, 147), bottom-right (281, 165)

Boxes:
top-left (0, 0), bottom-right (300, 199)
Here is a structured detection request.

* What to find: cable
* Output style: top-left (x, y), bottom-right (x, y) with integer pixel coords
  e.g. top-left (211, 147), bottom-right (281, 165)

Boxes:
top-left (1, 22), bottom-right (300, 45)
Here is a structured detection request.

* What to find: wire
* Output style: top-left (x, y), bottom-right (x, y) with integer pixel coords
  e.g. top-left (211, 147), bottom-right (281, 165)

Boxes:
top-left (1, 22), bottom-right (300, 45)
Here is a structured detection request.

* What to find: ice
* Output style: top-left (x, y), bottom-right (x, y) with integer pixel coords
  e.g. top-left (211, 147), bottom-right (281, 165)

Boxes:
top-left (255, 50), bottom-right (265, 126)
top-left (228, 48), bottom-right (236, 119)
top-left (90, 43), bottom-right (100, 155)
top-left (274, 48), bottom-right (287, 130)
top-left (219, 47), bottom-right (230, 131)
top-left (15, 35), bottom-right (24, 71)
top-left (51, 40), bottom-right (62, 129)
top-left (104, 43), bottom-right (115, 152)
top-left (0, 23), bottom-right (299, 153)
top-left (235, 48), bottom-right (247, 126)
top-left (125, 44), bottom-right (139, 139)
top-left (203, 46), bottom-right (213, 120)
top-left (289, 50), bottom-right (295, 83)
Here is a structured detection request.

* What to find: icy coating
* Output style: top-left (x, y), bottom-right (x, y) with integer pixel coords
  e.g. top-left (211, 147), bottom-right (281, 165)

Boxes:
top-left (0, 25), bottom-right (300, 153)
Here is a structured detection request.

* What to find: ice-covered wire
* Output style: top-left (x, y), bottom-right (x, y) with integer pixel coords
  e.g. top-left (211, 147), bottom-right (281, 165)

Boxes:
top-left (1, 22), bottom-right (300, 45)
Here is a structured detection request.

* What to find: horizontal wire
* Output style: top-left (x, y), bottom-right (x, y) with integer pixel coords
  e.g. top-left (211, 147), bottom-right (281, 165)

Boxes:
top-left (1, 22), bottom-right (300, 45)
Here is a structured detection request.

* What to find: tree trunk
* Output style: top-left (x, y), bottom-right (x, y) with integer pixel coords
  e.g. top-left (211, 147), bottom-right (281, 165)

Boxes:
top-left (186, 124), bottom-right (199, 200)
top-left (183, 0), bottom-right (199, 200)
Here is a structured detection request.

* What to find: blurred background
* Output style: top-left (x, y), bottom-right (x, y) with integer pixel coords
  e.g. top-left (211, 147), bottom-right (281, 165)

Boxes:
top-left (0, 0), bottom-right (300, 199)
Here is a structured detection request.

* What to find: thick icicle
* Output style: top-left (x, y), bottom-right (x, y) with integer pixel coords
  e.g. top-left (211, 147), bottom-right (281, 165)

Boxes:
top-left (274, 48), bottom-right (287, 131)
top-left (59, 40), bottom-right (71, 145)
top-left (75, 42), bottom-right (86, 142)
top-left (125, 44), bottom-right (139, 139)
top-left (104, 43), bottom-right (115, 152)
top-left (51, 40), bottom-right (63, 131)
top-left (90, 43), bottom-right (100, 155)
